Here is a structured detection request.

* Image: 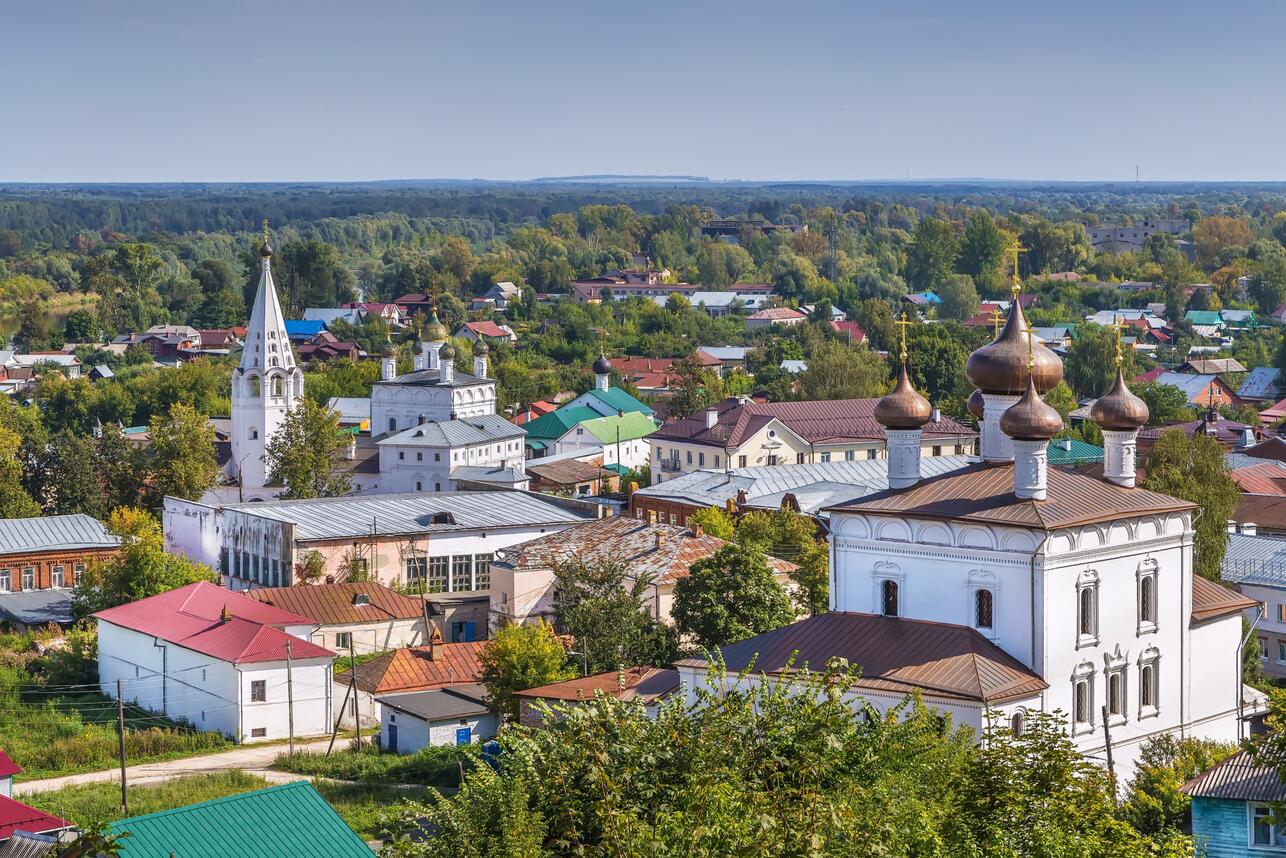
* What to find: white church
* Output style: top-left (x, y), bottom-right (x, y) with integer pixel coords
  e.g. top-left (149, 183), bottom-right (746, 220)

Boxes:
top-left (677, 296), bottom-right (1260, 778)
top-left (214, 235), bottom-right (525, 502)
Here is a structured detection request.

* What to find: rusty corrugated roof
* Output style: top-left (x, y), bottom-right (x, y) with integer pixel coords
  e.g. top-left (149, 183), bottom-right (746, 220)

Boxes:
top-left (339, 642), bottom-right (486, 694)
top-left (244, 583), bottom-right (427, 625)
top-left (1191, 574), bottom-right (1259, 624)
top-left (826, 461), bottom-right (1195, 530)
top-left (1181, 750), bottom-right (1286, 800)
top-left (495, 516), bottom-right (795, 585)
top-left (677, 612), bottom-right (1048, 704)
top-left (514, 667), bottom-right (680, 705)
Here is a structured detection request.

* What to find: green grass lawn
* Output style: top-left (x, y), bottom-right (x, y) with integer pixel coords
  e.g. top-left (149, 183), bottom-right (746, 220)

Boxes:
top-left (23, 771), bottom-right (428, 842)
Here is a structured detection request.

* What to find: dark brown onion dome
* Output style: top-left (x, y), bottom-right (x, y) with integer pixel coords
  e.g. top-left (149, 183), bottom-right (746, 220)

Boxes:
top-left (259, 240), bottom-right (273, 258)
top-left (874, 364), bottom-right (933, 430)
top-left (472, 337), bottom-right (489, 356)
top-left (967, 388), bottom-right (985, 420)
top-left (426, 310), bottom-right (447, 342)
top-left (965, 300), bottom-right (1063, 395)
top-left (1091, 368), bottom-right (1149, 431)
top-left (999, 376), bottom-right (1064, 441)
top-left (439, 342), bottom-right (456, 360)
top-left (592, 353), bottom-right (613, 375)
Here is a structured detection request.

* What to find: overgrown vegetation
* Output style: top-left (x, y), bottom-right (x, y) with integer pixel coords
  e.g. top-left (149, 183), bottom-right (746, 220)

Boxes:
top-left (274, 742), bottom-right (475, 790)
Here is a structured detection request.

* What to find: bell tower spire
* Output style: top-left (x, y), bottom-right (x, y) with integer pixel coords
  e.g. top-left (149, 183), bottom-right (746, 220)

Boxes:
top-left (230, 220), bottom-right (304, 499)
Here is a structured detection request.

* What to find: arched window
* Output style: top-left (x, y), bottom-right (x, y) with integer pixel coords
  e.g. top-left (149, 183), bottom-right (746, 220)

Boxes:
top-left (415, 481), bottom-right (422, 491)
top-left (1074, 679), bottom-right (1090, 724)
top-left (975, 589), bottom-right (994, 629)
top-left (272, 376), bottom-right (283, 397)
top-left (250, 428), bottom-right (258, 440)
top-left (434, 482), bottom-right (441, 492)
top-left (1107, 670), bottom-right (1124, 717)
top-left (881, 580), bottom-right (899, 617)
top-left (1010, 711), bottom-right (1025, 737)
top-left (1140, 663), bottom-right (1156, 708)
top-left (269, 357), bottom-right (278, 368)
top-left (1079, 586), bottom-right (1097, 638)
top-left (249, 376), bottom-right (261, 397)
top-left (388, 418), bottom-right (397, 433)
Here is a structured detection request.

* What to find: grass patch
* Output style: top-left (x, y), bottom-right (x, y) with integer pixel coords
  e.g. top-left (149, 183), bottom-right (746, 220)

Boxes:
top-left (312, 780), bottom-right (433, 841)
top-left (334, 650), bottom-right (389, 675)
top-left (25, 771), bottom-right (271, 829)
top-left (275, 742), bottom-right (474, 789)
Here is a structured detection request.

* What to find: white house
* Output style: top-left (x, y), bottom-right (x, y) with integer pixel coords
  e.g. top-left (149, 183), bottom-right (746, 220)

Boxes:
top-left (1221, 530), bottom-right (1285, 675)
top-left (376, 413), bottom-right (525, 493)
top-left (94, 582), bottom-right (334, 743)
top-left (550, 411), bottom-right (655, 472)
top-left (377, 684), bottom-right (496, 753)
top-left (243, 582), bottom-right (430, 655)
top-left (679, 298), bottom-right (1257, 780)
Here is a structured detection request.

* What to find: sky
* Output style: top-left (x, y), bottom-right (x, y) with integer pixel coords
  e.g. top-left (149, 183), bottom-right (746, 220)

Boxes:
top-left (3, 0), bottom-right (1285, 183)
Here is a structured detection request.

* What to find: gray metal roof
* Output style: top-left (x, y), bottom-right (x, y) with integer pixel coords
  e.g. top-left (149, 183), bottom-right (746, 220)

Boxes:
top-left (378, 413), bottom-right (525, 447)
top-left (0, 515), bottom-right (118, 556)
top-left (375, 367), bottom-right (491, 389)
top-left (0, 589), bottom-right (74, 626)
top-left (377, 684), bottom-right (490, 721)
top-left (1225, 452), bottom-right (1286, 471)
top-left (698, 346), bottom-right (750, 361)
top-left (634, 456), bottom-right (974, 518)
top-left (1221, 532), bottom-right (1286, 588)
top-left (327, 397), bottom-right (371, 422)
top-left (452, 465), bottom-right (528, 486)
top-left (1154, 372), bottom-right (1221, 403)
top-left (226, 490), bottom-right (595, 541)
top-left (1239, 367), bottom-right (1281, 400)
top-left (1181, 750), bottom-right (1286, 801)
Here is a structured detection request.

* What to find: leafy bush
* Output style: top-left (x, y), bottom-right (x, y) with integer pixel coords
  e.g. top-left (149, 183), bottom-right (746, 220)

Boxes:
top-left (275, 743), bottom-right (474, 789)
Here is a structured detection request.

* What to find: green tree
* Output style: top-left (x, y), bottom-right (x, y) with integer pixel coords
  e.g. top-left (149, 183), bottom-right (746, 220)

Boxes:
top-left (0, 426), bottom-right (40, 518)
top-left (851, 298), bottom-right (897, 352)
top-left (73, 507), bottom-right (216, 617)
top-left (96, 423), bottom-right (147, 511)
top-left (38, 431), bottom-right (107, 517)
top-left (1044, 381), bottom-right (1078, 425)
top-left (904, 218), bottom-right (959, 292)
top-left (1142, 430), bottom-right (1240, 579)
top-left (957, 210), bottom-right (1011, 297)
top-left (672, 543), bottom-right (795, 648)
top-left (553, 559), bottom-right (678, 675)
top-left (1133, 381), bottom-right (1197, 426)
top-left (479, 620), bottom-right (576, 721)
top-left (688, 505), bottom-right (736, 540)
top-left (264, 398), bottom-right (352, 499)
top-left (62, 309), bottom-right (98, 343)
top-left (1120, 735), bottom-right (1237, 844)
top-left (796, 340), bottom-right (889, 401)
top-left (1064, 323), bottom-right (1137, 400)
top-left (109, 243), bottom-right (166, 332)
top-left (935, 273), bottom-right (981, 321)
top-left (665, 352), bottom-right (725, 419)
top-left (147, 402), bottom-right (218, 505)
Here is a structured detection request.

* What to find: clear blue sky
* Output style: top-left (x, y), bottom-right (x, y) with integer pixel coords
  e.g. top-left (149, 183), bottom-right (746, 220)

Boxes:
top-left (4, 0), bottom-right (1284, 183)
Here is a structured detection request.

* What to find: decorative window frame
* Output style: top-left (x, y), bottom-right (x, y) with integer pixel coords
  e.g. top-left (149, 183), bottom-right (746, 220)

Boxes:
top-left (1138, 646), bottom-right (1161, 720)
top-left (872, 562), bottom-right (905, 618)
top-left (1136, 559), bottom-right (1159, 636)
top-left (1103, 645), bottom-right (1129, 727)
top-left (1071, 661), bottom-right (1096, 735)
top-left (1009, 707), bottom-right (1026, 738)
top-left (967, 569), bottom-right (999, 639)
top-left (1076, 569), bottom-right (1100, 649)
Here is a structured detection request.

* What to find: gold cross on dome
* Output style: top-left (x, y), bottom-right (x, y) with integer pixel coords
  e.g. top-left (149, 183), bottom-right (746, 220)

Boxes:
top-left (990, 306), bottom-right (1004, 337)
top-left (1008, 243), bottom-right (1028, 299)
top-left (894, 312), bottom-right (913, 363)
top-left (1023, 323), bottom-right (1037, 370)
top-left (1111, 314), bottom-right (1129, 367)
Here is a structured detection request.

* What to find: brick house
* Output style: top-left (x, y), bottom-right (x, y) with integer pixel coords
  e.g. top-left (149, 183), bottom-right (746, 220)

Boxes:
top-left (0, 515), bottom-right (120, 611)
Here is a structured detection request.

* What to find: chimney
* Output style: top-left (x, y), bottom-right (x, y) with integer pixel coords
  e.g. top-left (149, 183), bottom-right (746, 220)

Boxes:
top-left (1227, 519), bottom-right (1238, 534)
top-left (647, 509), bottom-right (658, 524)
top-left (428, 623), bottom-right (444, 660)
top-left (705, 409), bottom-right (718, 429)
top-left (1238, 428), bottom-right (1254, 450)
top-left (930, 407), bottom-right (941, 423)
top-left (220, 603), bottom-right (232, 623)
top-left (654, 532), bottom-right (665, 550)
top-left (1243, 522), bottom-right (1259, 536)
top-left (691, 523), bottom-right (704, 538)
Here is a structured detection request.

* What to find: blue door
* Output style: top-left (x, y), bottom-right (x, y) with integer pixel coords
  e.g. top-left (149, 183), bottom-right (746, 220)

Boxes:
top-left (451, 621), bottom-right (477, 642)
top-left (455, 726), bottom-right (471, 745)
top-left (388, 725), bottom-right (398, 754)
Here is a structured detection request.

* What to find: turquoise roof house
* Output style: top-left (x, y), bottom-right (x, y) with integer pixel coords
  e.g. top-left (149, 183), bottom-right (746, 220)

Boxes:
top-left (1183, 750), bottom-right (1286, 857)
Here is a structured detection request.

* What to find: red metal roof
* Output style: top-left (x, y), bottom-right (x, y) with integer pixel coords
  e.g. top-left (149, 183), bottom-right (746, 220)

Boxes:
top-left (0, 795), bottom-right (68, 840)
top-left (829, 320), bottom-right (866, 342)
top-left (1230, 465), bottom-right (1286, 496)
top-left (245, 583), bottom-right (427, 625)
top-left (0, 751), bottom-right (21, 778)
top-left (339, 642), bottom-right (487, 694)
top-left (93, 582), bottom-right (333, 664)
top-left (463, 321), bottom-right (513, 338)
top-left (677, 612), bottom-right (1048, 704)
top-left (515, 667), bottom-right (679, 705)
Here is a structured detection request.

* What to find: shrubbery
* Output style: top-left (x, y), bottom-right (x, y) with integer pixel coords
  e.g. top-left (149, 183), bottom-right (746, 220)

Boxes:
top-left (275, 742), bottom-right (475, 790)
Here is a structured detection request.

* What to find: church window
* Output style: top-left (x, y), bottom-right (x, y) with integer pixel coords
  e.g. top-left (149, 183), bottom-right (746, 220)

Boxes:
top-left (1009, 710), bottom-right (1025, 737)
top-left (434, 482), bottom-right (441, 491)
top-left (1073, 679), bottom-right (1091, 726)
top-left (272, 377), bottom-right (283, 397)
top-left (250, 377), bottom-right (261, 397)
top-left (1076, 571), bottom-right (1100, 645)
top-left (415, 481), bottom-right (422, 491)
top-left (1137, 561), bottom-right (1158, 633)
top-left (398, 451), bottom-right (404, 461)
top-left (250, 429), bottom-right (258, 440)
top-left (388, 418), bottom-right (397, 433)
top-left (416, 452), bottom-right (422, 461)
top-left (975, 589), bottom-right (994, 629)
top-left (1106, 669), bottom-right (1125, 719)
top-left (881, 580), bottom-right (899, 617)
top-left (1140, 661), bottom-right (1158, 713)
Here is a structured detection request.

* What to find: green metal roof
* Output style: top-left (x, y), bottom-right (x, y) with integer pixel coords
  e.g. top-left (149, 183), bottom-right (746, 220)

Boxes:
top-left (1184, 310), bottom-right (1222, 326)
top-left (520, 406), bottom-right (601, 442)
top-left (579, 411), bottom-right (658, 444)
top-left (107, 781), bottom-right (371, 857)
top-left (584, 387), bottom-right (654, 416)
top-left (1048, 437), bottom-right (1104, 466)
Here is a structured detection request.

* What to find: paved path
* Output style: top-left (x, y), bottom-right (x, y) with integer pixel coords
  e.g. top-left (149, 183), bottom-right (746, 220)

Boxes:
top-left (15, 737), bottom-right (337, 796)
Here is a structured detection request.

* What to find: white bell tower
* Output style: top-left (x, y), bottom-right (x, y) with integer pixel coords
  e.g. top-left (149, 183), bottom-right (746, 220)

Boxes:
top-left (230, 223), bottom-right (303, 499)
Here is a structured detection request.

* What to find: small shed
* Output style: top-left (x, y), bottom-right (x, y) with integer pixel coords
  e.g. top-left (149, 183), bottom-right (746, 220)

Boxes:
top-left (377, 683), bottom-right (495, 754)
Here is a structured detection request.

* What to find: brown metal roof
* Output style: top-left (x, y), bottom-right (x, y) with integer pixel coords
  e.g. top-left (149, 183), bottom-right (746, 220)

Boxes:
top-left (495, 516), bottom-right (795, 585)
top-left (244, 583), bottom-right (427, 625)
top-left (338, 641), bottom-right (486, 694)
top-left (1181, 750), bottom-right (1286, 801)
top-left (514, 667), bottom-right (679, 705)
top-left (651, 397), bottom-right (975, 450)
top-left (1191, 574), bottom-right (1259, 624)
top-left (525, 459), bottom-right (612, 485)
top-left (826, 461), bottom-right (1194, 530)
top-left (676, 612), bottom-right (1048, 704)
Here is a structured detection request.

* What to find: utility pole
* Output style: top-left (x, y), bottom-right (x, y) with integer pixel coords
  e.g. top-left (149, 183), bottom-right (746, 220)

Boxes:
top-left (348, 636), bottom-right (362, 749)
top-left (285, 640), bottom-right (295, 756)
top-left (116, 679), bottom-right (128, 815)
top-left (1100, 704), bottom-right (1117, 803)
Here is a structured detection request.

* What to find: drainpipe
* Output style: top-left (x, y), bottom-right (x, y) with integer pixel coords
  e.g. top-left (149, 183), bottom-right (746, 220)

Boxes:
top-left (1237, 603), bottom-right (1265, 741)
top-left (234, 666), bottom-right (244, 744)
top-left (1032, 534), bottom-right (1048, 706)
top-left (151, 638), bottom-right (167, 717)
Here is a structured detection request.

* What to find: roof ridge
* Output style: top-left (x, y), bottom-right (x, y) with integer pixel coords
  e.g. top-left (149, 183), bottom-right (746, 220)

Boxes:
top-left (114, 781), bottom-right (307, 825)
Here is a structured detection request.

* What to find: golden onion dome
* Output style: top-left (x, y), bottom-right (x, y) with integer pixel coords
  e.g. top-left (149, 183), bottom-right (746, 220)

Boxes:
top-left (439, 342), bottom-right (456, 360)
top-left (965, 300), bottom-right (1063, 395)
top-left (425, 310), bottom-right (448, 342)
top-left (1091, 368), bottom-right (1149, 431)
top-left (472, 337), bottom-right (489, 356)
top-left (259, 240), bottom-right (273, 258)
top-left (999, 376), bottom-right (1064, 441)
top-left (967, 388), bottom-right (985, 420)
top-left (874, 364), bottom-right (933, 430)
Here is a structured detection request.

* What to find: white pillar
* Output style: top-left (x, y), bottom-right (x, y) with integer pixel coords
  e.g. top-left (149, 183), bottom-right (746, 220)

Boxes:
top-left (596, 372), bottom-right (610, 392)
top-left (427, 343), bottom-right (442, 370)
top-left (474, 356), bottom-right (488, 378)
top-left (381, 356), bottom-right (397, 381)
top-left (414, 345), bottom-right (427, 372)
top-left (885, 428), bottom-right (923, 489)
top-left (1012, 438), bottom-right (1050, 500)
top-left (441, 358), bottom-right (454, 385)
top-left (981, 393), bottom-right (1020, 462)
top-left (1101, 429), bottom-right (1139, 488)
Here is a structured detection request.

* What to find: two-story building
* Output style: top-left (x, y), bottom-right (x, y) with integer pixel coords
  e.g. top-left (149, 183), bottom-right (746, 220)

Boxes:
top-left (0, 515), bottom-right (120, 630)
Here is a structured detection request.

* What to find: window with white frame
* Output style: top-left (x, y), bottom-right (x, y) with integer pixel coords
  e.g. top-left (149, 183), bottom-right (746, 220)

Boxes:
top-left (1138, 648), bottom-right (1160, 718)
top-left (1251, 803), bottom-right (1286, 847)
top-left (51, 565), bottom-right (64, 588)
top-left (1280, 641), bottom-right (1286, 665)
top-left (427, 556), bottom-right (449, 593)
top-left (1072, 662), bottom-right (1095, 733)
top-left (975, 589), bottom-right (994, 630)
top-left (1137, 560), bottom-right (1158, 634)
top-left (20, 567), bottom-right (33, 591)
top-left (0, 569), bottom-right (9, 592)
top-left (1009, 710), bottom-right (1025, 737)
top-left (452, 555), bottom-right (473, 592)
top-left (1261, 637), bottom-right (1271, 661)
top-left (1106, 667), bottom-right (1126, 723)
top-left (474, 553), bottom-right (492, 590)
top-left (1076, 571), bottom-right (1099, 646)
top-left (881, 579), bottom-right (899, 617)
top-left (405, 556), bottom-right (427, 587)
top-left (73, 564), bottom-right (84, 586)
top-left (968, 570), bottom-right (997, 634)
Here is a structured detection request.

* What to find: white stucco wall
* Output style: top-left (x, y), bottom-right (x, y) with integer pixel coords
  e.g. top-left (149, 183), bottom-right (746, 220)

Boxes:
top-left (370, 380), bottom-right (497, 437)
top-left (378, 704), bottom-right (498, 754)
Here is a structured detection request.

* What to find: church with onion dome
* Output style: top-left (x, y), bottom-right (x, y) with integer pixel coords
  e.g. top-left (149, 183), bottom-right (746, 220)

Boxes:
top-left (677, 282), bottom-right (1261, 780)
